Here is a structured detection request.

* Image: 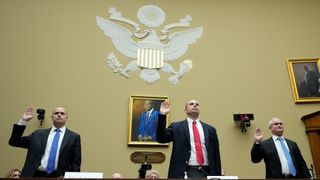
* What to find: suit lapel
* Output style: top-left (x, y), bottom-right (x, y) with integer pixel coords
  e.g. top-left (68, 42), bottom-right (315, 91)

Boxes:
top-left (59, 128), bottom-right (69, 154)
top-left (267, 137), bottom-right (282, 163)
top-left (285, 138), bottom-right (293, 152)
top-left (182, 119), bottom-right (190, 143)
top-left (42, 128), bottom-right (51, 150)
top-left (201, 122), bottom-right (210, 148)
top-left (284, 138), bottom-right (296, 163)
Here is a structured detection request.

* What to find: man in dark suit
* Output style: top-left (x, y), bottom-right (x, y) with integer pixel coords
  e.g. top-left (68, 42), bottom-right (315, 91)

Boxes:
top-left (156, 100), bottom-right (221, 178)
top-left (251, 117), bottom-right (311, 178)
top-left (9, 106), bottom-right (81, 178)
top-left (303, 65), bottom-right (320, 97)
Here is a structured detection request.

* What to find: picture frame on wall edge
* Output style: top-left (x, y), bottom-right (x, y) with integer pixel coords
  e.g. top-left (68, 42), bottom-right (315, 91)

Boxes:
top-left (287, 58), bottom-right (320, 103)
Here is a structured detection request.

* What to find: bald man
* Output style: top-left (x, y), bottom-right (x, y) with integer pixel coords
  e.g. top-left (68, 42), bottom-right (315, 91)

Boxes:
top-left (9, 106), bottom-right (81, 178)
top-left (157, 100), bottom-right (221, 178)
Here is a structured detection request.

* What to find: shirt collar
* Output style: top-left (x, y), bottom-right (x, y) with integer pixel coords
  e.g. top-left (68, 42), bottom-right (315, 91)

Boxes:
top-left (51, 126), bottom-right (66, 133)
top-left (272, 135), bottom-right (284, 141)
top-left (187, 118), bottom-right (200, 124)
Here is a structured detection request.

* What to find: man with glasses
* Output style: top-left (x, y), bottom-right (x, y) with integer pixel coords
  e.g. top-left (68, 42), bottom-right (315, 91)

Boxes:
top-left (9, 106), bottom-right (81, 178)
top-left (251, 117), bottom-right (310, 178)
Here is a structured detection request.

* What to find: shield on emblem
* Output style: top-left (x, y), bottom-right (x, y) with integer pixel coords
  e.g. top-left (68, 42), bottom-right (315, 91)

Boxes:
top-left (137, 42), bottom-right (164, 69)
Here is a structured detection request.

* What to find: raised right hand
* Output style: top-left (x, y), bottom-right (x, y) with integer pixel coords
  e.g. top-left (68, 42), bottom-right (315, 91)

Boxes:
top-left (160, 100), bottom-right (171, 115)
top-left (22, 106), bottom-right (34, 121)
top-left (254, 128), bottom-right (264, 143)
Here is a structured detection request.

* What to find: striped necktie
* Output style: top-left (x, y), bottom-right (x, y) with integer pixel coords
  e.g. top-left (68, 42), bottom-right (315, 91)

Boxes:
top-left (278, 137), bottom-right (297, 176)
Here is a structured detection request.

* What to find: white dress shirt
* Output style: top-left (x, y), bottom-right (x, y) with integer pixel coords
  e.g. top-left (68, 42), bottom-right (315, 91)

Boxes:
top-left (187, 118), bottom-right (209, 166)
top-left (272, 135), bottom-right (290, 175)
top-left (17, 119), bottom-right (66, 172)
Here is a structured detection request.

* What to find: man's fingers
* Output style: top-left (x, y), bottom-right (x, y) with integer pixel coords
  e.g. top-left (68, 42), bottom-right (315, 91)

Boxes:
top-left (161, 100), bottom-right (170, 108)
top-left (26, 106), bottom-right (34, 113)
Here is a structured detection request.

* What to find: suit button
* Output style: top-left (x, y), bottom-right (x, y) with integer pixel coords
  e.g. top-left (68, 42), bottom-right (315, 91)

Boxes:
top-left (185, 161), bottom-right (188, 164)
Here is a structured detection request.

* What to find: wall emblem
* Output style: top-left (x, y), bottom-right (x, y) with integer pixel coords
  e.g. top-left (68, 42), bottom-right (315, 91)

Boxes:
top-left (96, 5), bottom-right (203, 84)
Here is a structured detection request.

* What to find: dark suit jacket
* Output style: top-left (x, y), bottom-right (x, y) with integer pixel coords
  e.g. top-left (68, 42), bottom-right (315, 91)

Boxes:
top-left (9, 124), bottom-right (81, 177)
top-left (138, 110), bottom-right (159, 141)
top-left (251, 137), bottom-right (311, 178)
top-left (156, 114), bottom-right (221, 178)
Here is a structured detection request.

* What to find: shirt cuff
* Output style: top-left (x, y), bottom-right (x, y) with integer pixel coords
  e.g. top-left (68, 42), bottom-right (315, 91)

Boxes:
top-left (17, 119), bottom-right (28, 126)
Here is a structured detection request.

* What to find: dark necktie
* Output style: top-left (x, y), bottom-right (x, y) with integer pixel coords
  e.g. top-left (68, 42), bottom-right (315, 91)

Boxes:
top-left (192, 120), bottom-right (204, 165)
top-left (278, 137), bottom-right (297, 176)
top-left (47, 129), bottom-right (60, 174)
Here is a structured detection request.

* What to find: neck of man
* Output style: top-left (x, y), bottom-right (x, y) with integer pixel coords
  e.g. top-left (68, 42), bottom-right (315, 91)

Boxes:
top-left (53, 123), bottom-right (65, 129)
top-left (187, 114), bottom-right (199, 121)
top-left (272, 132), bottom-right (283, 137)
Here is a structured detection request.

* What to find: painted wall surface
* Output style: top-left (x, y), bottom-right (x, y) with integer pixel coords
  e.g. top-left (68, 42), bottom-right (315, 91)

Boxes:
top-left (0, 0), bottom-right (319, 178)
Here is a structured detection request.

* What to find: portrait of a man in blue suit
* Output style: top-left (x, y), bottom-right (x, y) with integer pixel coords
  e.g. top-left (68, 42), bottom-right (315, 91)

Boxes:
top-left (138, 100), bottom-right (159, 141)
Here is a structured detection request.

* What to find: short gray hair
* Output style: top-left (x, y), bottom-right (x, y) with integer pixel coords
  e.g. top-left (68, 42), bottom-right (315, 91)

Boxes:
top-left (145, 169), bottom-right (160, 179)
top-left (268, 117), bottom-right (281, 128)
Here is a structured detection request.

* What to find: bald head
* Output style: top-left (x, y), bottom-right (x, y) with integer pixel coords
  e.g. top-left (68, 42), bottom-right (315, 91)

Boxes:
top-left (184, 99), bottom-right (200, 119)
top-left (51, 107), bottom-right (68, 128)
top-left (111, 173), bottom-right (122, 179)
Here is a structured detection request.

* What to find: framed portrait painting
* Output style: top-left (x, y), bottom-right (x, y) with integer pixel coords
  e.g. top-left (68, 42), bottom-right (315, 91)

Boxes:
top-left (287, 58), bottom-right (320, 103)
top-left (128, 95), bottom-right (169, 146)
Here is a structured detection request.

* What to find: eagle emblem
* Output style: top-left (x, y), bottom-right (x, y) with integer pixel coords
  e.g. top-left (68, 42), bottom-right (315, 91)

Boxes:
top-left (96, 5), bottom-right (203, 84)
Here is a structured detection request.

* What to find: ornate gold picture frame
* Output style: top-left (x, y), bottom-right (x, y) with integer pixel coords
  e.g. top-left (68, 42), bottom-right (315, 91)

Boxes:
top-left (128, 95), bottom-right (169, 146)
top-left (287, 58), bottom-right (320, 103)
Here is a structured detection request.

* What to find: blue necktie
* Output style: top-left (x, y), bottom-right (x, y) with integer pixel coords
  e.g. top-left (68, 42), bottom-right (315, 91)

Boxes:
top-left (47, 129), bottom-right (60, 174)
top-left (278, 137), bottom-right (297, 176)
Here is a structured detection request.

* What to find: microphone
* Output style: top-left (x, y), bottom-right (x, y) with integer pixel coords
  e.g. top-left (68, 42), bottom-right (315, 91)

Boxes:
top-left (36, 108), bottom-right (45, 126)
top-left (138, 155), bottom-right (152, 178)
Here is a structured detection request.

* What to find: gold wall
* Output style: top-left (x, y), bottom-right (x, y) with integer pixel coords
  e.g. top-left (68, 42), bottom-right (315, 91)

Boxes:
top-left (1, 0), bottom-right (319, 178)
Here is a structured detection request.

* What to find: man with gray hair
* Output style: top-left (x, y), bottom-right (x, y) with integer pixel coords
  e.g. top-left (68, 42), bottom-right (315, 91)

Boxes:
top-left (250, 117), bottom-right (310, 178)
top-left (145, 169), bottom-right (160, 179)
